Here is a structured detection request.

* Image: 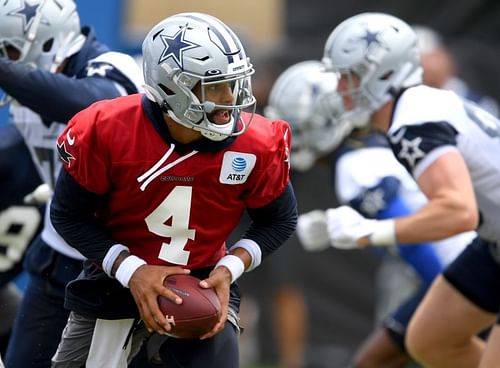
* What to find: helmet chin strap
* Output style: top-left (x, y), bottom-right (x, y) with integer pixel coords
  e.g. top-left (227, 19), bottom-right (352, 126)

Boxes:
top-left (166, 109), bottom-right (234, 142)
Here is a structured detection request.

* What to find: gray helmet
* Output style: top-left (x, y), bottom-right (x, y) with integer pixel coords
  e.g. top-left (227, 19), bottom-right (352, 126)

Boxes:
top-left (0, 0), bottom-right (83, 105)
top-left (322, 12), bottom-right (422, 126)
top-left (0, 0), bottom-right (83, 71)
top-left (264, 60), bottom-right (348, 171)
top-left (142, 12), bottom-right (256, 141)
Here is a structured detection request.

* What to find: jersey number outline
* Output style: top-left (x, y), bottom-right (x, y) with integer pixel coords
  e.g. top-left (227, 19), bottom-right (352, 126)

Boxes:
top-left (145, 186), bottom-right (196, 265)
top-left (464, 101), bottom-right (500, 139)
top-left (0, 206), bottom-right (41, 272)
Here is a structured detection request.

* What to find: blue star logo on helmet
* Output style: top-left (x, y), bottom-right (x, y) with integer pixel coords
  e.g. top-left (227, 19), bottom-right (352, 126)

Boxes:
top-left (158, 26), bottom-right (200, 69)
top-left (231, 157), bottom-right (247, 172)
top-left (358, 29), bottom-right (384, 48)
top-left (344, 29), bottom-right (388, 54)
top-left (8, 0), bottom-right (42, 33)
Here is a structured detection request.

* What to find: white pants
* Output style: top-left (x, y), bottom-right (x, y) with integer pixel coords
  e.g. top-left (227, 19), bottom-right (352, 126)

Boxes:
top-left (52, 312), bottom-right (153, 368)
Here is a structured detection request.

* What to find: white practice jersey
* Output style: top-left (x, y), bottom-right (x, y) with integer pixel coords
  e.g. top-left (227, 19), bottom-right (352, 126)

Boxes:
top-left (336, 144), bottom-right (474, 266)
top-left (388, 85), bottom-right (500, 243)
top-left (10, 50), bottom-right (143, 259)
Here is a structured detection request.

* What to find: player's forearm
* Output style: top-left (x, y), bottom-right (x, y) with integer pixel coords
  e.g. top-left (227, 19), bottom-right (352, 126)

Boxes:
top-left (395, 196), bottom-right (478, 244)
top-left (244, 182), bottom-right (298, 258)
top-left (0, 58), bottom-right (121, 123)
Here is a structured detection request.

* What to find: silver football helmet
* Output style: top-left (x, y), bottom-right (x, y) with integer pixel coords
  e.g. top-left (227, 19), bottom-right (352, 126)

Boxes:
top-left (264, 60), bottom-right (349, 172)
top-left (0, 0), bottom-right (83, 105)
top-left (142, 12), bottom-right (256, 141)
top-left (0, 0), bottom-right (83, 70)
top-left (322, 12), bottom-right (423, 127)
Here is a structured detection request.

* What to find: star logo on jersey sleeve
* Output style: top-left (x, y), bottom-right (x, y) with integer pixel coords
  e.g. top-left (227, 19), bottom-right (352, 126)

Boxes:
top-left (57, 141), bottom-right (75, 166)
top-left (360, 188), bottom-right (386, 217)
top-left (86, 63), bottom-right (113, 77)
top-left (8, 0), bottom-right (42, 32)
top-left (397, 136), bottom-right (425, 168)
top-left (158, 27), bottom-right (200, 68)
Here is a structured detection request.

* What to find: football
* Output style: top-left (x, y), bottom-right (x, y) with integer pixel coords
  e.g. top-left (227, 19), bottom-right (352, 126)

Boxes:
top-left (158, 274), bottom-right (221, 339)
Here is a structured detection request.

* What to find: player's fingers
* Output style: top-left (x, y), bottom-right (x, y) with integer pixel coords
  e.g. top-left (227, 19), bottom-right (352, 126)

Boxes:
top-left (200, 283), bottom-right (229, 339)
top-left (157, 282), bottom-right (184, 304)
top-left (199, 267), bottom-right (230, 289)
top-left (199, 308), bottom-right (227, 339)
top-left (157, 267), bottom-right (190, 304)
top-left (143, 294), bottom-right (173, 334)
top-left (163, 267), bottom-right (191, 280)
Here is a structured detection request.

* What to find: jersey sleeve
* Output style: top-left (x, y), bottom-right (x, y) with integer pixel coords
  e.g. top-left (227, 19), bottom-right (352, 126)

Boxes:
top-left (56, 104), bottom-right (111, 194)
top-left (243, 120), bottom-right (291, 209)
top-left (388, 121), bottom-right (458, 175)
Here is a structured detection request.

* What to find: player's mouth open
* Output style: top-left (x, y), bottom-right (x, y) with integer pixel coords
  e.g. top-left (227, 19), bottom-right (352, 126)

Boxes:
top-left (209, 109), bottom-right (231, 124)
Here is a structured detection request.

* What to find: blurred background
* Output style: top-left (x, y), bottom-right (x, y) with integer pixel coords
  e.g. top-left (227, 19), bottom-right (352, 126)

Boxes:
top-left (2, 1), bottom-right (499, 367)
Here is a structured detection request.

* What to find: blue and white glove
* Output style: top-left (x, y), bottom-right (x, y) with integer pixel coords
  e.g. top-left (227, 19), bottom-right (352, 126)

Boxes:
top-left (326, 206), bottom-right (396, 249)
top-left (296, 210), bottom-right (330, 251)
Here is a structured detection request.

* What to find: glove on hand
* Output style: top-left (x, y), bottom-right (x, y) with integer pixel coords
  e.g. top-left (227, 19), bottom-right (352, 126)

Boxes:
top-left (297, 210), bottom-right (330, 252)
top-left (325, 206), bottom-right (377, 249)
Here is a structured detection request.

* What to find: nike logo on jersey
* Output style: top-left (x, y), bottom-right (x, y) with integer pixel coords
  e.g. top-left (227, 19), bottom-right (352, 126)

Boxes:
top-left (389, 127), bottom-right (406, 144)
top-left (66, 129), bottom-right (75, 146)
top-left (219, 151), bottom-right (256, 184)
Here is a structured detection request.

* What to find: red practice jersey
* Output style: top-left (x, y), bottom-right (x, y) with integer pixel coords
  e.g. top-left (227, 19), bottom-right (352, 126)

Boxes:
top-left (57, 94), bottom-right (291, 269)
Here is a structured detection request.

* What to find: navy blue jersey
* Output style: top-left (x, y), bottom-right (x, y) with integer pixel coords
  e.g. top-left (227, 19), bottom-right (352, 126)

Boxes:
top-left (3, 26), bottom-right (143, 261)
top-left (0, 124), bottom-right (43, 287)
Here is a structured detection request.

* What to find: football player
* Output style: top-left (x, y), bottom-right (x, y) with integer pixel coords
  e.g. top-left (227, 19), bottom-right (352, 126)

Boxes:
top-left (50, 12), bottom-right (297, 367)
top-left (308, 12), bottom-right (500, 368)
top-left (0, 124), bottom-right (43, 355)
top-left (280, 61), bottom-right (473, 367)
top-left (0, 1), bottom-right (143, 367)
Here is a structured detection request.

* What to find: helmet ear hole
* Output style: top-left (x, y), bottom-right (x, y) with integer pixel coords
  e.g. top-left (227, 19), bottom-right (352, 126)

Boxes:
top-left (42, 38), bottom-right (54, 52)
top-left (159, 83), bottom-right (174, 96)
top-left (3, 43), bottom-right (21, 60)
top-left (380, 70), bottom-right (393, 80)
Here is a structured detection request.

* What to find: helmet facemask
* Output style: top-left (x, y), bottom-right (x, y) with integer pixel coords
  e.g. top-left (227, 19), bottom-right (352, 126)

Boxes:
top-left (333, 68), bottom-right (373, 128)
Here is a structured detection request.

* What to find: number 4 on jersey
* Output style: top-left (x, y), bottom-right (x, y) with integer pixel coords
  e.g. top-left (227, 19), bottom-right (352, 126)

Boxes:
top-left (145, 186), bottom-right (196, 265)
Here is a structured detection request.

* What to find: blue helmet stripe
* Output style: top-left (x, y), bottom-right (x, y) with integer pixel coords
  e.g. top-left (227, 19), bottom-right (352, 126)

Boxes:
top-left (184, 14), bottom-right (240, 64)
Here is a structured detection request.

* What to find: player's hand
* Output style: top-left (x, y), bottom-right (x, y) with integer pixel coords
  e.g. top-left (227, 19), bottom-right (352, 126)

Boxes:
top-left (326, 206), bottom-right (376, 249)
top-left (198, 266), bottom-right (231, 339)
top-left (296, 210), bottom-right (330, 251)
top-left (23, 183), bottom-right (52, 204)
top-left (128, 265), bottom-right (190, 335)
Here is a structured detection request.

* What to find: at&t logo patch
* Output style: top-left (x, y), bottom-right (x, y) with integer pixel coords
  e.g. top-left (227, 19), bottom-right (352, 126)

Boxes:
top-left (219, 151), bottom-right (256, 184)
